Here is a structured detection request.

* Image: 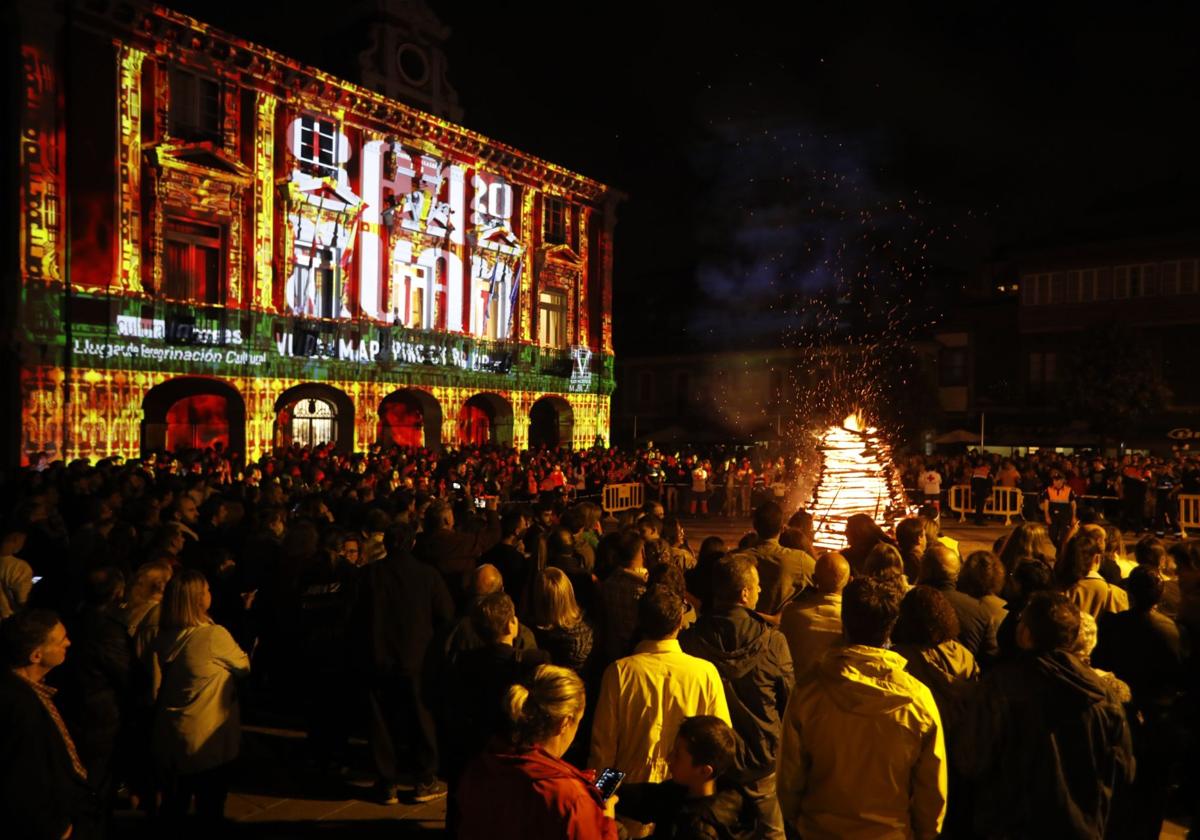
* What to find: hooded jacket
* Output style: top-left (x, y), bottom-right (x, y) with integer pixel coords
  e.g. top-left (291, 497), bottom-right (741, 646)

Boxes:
top-left (152, 622), bottom-right (250, 773)
top-left (458, 745), bottom-right (619, 840)
top-left (953, 649), bottom-right (1134, 839)
top-left (777, 644), bottom-right (947, 840)
top-left (680, 606), bottom-right (793, 781)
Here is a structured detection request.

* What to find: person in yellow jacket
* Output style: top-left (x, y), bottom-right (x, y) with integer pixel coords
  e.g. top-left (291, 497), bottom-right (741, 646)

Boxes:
top-left (777, 577), bottom-right (947, 839)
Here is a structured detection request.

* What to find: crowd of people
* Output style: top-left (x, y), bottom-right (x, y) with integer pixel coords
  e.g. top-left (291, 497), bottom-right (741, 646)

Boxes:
top-left (902, 448), bottom-right (1200, 534)
top-left (0, 441), bottom-right (1197, 839)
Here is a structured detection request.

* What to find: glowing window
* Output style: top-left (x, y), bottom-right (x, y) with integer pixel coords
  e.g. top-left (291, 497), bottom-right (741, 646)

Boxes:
top-left (290, 398), bottom-right (336, 448)
top-left (164, 219), bottom-right (223, 304)
top-left (538, 289), bottom-right (567, 348)
top-left (169, 68), bottom-right (221, 142)
top-left (298, 115), bottom-right (338, 176)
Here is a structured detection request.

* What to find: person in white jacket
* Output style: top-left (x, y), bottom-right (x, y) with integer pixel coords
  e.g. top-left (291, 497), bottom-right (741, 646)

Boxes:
top-left (153, 568), bottom-right (250, 825)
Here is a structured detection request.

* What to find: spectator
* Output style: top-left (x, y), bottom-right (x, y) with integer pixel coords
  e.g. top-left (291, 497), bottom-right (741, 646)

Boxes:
top-left (1058, 531), bottom-right (1129, 618)
top-left (842, 513), bottom-right (891, 576)
top-left (0, 608), bottom-right (100, 839)
top-left (153, 568), bottom-right (251, 825)
top-left (597, 531), bottom-right (649, 663)
top-left (958, 549), bottom-right (1008, 631)
top-left (680, 555), bottom-right (793, 839)
top-left (0, 531), bottom-right (34, 619)
top-left (457, 664), bottom-right (618, 840)
top-left (413, 499), bottom-right (499, 607)
top-left (895, 517), bottom-right (927, 583)
top-left (783, 509), bottom-right (815, 557)
top-left (358, 535), bottom-right (455, 805)
top-left (779, 551), bottom-right (849, 682)
top-left (892, 586), bottom-right (980, 731)
top-left (1093, 566), bottom-right (1185, 839)
top-left (530, 568), bottom-right (595, 675)
top-left (616, 716), bottom-right (754, 840)
top-left (917, 504), bottom-right (959, 559)
top-left (732, 502), bottom-right (814, 615)
top-left (479, 510), bottom-right (533, 613)
top-left (687, 535), bottom-right (726, 614)
top-left (918, 545), bottom-right (998, 663)
top-left (1133, 535), bottom-right (1179, 619)
top-left (778, 576), bottom-right (947, 839)
top-left (954, 591), bottom-right (1134, 838)
top-left (590, 585), bottom-right (731, 837)
top-left (863, 542), bottom-right (910, 588)
top-left (445, 565), bottom-right (537, 662)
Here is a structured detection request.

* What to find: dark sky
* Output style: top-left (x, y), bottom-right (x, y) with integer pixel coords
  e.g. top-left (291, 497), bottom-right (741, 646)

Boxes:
top-left (164, 2), bottom-right (1200, 355)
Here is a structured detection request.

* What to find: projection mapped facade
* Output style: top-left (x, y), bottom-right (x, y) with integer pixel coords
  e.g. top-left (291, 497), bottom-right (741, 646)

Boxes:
top-left (12, 1), bottom-right (618, 463)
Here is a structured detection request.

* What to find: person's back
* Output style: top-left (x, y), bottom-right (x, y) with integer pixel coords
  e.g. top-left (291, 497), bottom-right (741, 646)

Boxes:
top-left (954, 591), bottom-right (1133, 839)
top-left (778, 577), bottom-right (946, 840)
top-left (733, 502), bottom-right (814, 614)
top-left (590, 587), bottom-right (731, 801)
top-left (679, 556), bottom-right (793, 838)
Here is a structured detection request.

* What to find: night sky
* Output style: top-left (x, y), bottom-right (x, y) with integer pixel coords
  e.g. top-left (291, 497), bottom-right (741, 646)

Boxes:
top-left (164, 2), bottom-right (1200, 355)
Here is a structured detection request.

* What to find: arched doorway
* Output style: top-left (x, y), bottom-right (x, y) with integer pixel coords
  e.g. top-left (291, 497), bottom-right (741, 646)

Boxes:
top-left (378, 388), bottom-right (443, 450)
top-left (529, 396), bottom-right (574, 449)
top-left (457, 393), bottom-right (514, 447)
top-left (142, 378), bottom-right (246, 456)
top-left (274, 384), bottom-right (355, 452)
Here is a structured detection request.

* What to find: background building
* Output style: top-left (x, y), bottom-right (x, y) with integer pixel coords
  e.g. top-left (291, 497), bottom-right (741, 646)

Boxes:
top-left (5, 0), bottom-right (618, 465)
top-left (935, 232), bottom-right (1200, 453)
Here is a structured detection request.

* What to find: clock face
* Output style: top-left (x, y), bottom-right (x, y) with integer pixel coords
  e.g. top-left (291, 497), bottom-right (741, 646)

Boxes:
top-left (395, 44), bottom-right (429, 86)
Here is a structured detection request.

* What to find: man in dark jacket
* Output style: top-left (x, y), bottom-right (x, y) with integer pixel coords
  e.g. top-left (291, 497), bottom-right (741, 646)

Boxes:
top-left (357, 544), bottom-right (456, 805)
top-left (920, 544), bottom-right (998, 663)
top-left (954, 591), bottom-right (1134, 838)
top-left (413, 500), bottom-right (500, 608)
top-left (0, 609), bottom-right (101, 840)
top-left (1092, 566), bottom-right (1184, 839)
top-left (681, 555), bottom-right (793, 839)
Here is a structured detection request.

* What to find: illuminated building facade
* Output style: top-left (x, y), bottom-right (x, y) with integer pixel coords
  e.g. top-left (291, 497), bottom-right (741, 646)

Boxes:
top-left (9, 0), bottom-right (618, 464)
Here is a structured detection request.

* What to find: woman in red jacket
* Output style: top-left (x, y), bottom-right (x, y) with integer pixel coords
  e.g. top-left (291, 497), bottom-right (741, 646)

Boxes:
top-left (457, 664), bottom-right (619, 840)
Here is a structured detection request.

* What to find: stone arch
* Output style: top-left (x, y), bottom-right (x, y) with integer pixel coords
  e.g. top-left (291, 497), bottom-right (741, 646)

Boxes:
top-left (274, 383), bottom-right (355, 452)
top-left (458, 392), bottom-right (514, 447)
top-left (528, 395), bottom-right (574, 449)
top-left (141, 377), bottom-right (246, 457)
top-left (379, 388), bottom-right (443, 450)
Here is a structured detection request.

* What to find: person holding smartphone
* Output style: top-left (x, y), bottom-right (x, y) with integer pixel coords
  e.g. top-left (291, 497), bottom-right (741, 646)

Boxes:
top-left (457, 664), bottom-right (618, 840)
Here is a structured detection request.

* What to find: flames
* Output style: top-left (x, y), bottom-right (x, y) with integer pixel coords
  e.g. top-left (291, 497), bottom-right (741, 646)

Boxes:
top-left (810, 413), bottom-right (909, 551)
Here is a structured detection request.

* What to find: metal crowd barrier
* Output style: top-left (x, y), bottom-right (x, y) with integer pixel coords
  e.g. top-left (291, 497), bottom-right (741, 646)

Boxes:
top-left (1181, 494), bottom-right (1200, 536)
top-left (947, 484), bottom-right (1024, 526)
top-left (603, 482), bottom-right (645, 515)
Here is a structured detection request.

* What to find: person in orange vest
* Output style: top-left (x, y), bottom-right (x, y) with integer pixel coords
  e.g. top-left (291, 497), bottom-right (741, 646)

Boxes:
top-left (1041, 471), bottom-right (1077, 549)
top-left (970, 459), bottom-right (993, 526)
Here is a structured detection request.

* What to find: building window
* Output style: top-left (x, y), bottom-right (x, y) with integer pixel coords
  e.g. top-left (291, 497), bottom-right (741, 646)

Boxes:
top-left (538, 288), bottom-right (567, 348)
top-left (1029, 351), bottom-right (1058, 400)
top-left (939, 347), bottom-right (968, 387)
top-left (544, 196), bottom-right (568, 245)
top-left (297, 115), bottom-right (338, 176)
top-left (290, 248), bottom-right (340, 319)
top-left (1080, 269), bottom-right (1097, 301)
top-left (638, 371), bottom-right (656, 408)
top-left (164, 219), bottom-right (223, 304)
top-left (1161, 261), bottom-right (1180, 295)
top-left (291, 398), bottom-right (336, 448)
top-left (169, 68), bottom-right (221, 142)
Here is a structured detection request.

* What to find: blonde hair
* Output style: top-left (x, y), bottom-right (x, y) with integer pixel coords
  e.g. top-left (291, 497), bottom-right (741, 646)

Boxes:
top-left (127, 561), bottom-right (173, 611)
top-left (505, 664), bottom-right (585, 747)
top-left (159, 568), bottom-right (209, 629)
top-left (530, 567), bottom-right (583, 630)
top-left (1073, 611), bottom-right (1099, 662)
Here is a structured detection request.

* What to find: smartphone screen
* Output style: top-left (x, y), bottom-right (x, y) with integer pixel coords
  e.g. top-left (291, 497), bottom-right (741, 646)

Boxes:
top-left (594, 768), bottom-right (625, 799)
